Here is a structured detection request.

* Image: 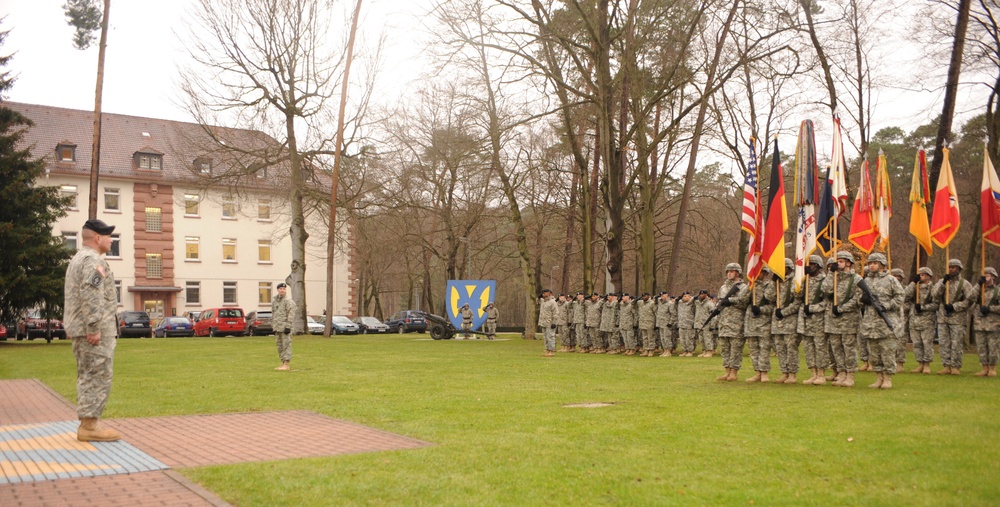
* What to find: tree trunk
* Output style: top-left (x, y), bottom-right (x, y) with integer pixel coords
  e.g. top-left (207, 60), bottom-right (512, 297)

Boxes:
top-left (285, 111), bottom-right (309, 334)
top-left (800, 0), bottom-right (839, 114)
top-left (928, 0), bottom-right (972, 191)
top-left (87, 0), bottom-right (111, 220)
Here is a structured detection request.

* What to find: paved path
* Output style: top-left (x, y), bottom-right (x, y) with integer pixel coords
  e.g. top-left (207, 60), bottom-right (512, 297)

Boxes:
top-left (0, 379), bottom-right (431, 506)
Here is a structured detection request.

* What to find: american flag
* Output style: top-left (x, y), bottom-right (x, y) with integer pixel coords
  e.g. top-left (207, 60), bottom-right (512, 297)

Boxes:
top-left (742, 140), bottom-right (763, 285)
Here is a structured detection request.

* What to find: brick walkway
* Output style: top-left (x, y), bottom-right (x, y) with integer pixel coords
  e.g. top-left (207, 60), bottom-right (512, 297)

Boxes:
top-left (0, 379), bottom-right (432, 506)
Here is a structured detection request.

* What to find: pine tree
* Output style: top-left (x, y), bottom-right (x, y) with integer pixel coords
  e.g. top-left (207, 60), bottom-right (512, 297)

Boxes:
top-left (0, 27), bottom-right (72, 330)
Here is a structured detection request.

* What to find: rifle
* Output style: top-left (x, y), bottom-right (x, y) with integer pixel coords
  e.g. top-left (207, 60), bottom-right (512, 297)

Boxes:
top-left (699, 282), bottom-right (743, 330)
top-left (857, 278), bottom-right (905, 340)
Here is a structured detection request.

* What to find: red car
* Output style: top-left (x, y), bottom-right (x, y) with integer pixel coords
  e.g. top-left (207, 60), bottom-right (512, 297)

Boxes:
top-left (0, 324), bottom-right (7, 341)
top-left (16, 310), bottom-right (66, 341)
top-left (193, 307), bottom-right (245, 337)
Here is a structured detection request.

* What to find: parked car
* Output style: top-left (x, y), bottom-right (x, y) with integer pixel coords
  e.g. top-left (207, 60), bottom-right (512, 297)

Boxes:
top-left (16, 310), bottom-right (67, 341)
top-left (153, 316), bottom-right (195, 337)
top-left (0, 324), bottom-right (7, 341)
top-left (353, 316), bottom-right (389, 334)
top-left (117, 311), bottom-right (152, 338)
top-left (183, 310), bottom-right (202, 323)
top-left (385, 310), bottom-right (428, 333)
top-left (306, 316), bottom-right (324, 335)
top-left (193, 307), bottom-right (246, 337)
top-left (245, 310), bottom-right (274, 336)
top-left (327, 315), bottom-right (360, 335)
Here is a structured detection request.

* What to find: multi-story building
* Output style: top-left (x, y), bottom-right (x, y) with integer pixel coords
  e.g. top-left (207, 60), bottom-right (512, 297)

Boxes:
top-left (9, 102), bottom-right (355, 324)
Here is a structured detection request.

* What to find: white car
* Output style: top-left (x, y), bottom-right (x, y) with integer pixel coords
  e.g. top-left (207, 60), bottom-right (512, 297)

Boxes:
top-left (306, 316), bottom-right (324, 335)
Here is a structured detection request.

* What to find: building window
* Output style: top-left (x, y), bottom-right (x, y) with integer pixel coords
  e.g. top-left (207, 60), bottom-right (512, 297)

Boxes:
top-left (137, 153), bottom-right (163, 170)
top-left (185, 236), bottom-right (200, 260)
top-left (115, 280), bottom-right (122, 304)
top-left (259, 282), bottom-right (272, 304)
top-left (60, 185), bottom-right (78, 210)
top-left (255, 166), bottom-right (268, 179)
top-left (104, 187), bottom-right (120, 212)
top-left (62, 232), bottom-right (78, 251)
top-left (258, 199), bottom-right (271, 221)
top-left (56, 143), bottom-right (76, 162)
top-left (184, 194), bottom-right (200, 216)
top-left (108, 234), bottom-right (121, 258)
top-left (222, 238), bottom-right (236, 261)
top-left (223, 281), bottom-right (237, 305)
top-left (258, 240), bottom-right (271, 263)
top-left (145, 207), bottom-right (162, 232)
top-left (222, 198), bottom-right (236, 219)
top-left (146, 253), bottom-right (162, 278)
top-left (186, 281), bottom-right (201, 305)
top-left (194, 157), bottom-right (212, 175)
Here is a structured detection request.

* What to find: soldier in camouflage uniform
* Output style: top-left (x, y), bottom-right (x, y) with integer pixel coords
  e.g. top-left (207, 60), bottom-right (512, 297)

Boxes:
top-left (64, 220), bottom-right (122, 442)
top-left (571, 292), bottom-right (588, 351)
top-left (972, 267), bottom-right (1000, 377)
top-left (637, 293), bottom-right (657, 356)
top-left (771, 258), bottom-right (801, 383)
top-left (891, 268), bottom-right (909, 372)
top-left (905, 267), bottom-right (937, 373)
top-left (484, 303), bottom-right (499, 340)
top-left (585, 293), bottom-right (604, 353)
top-left (272, 282), bottom-right (296, 370)
top-left (616, 293), bottom-right (637, 355)
top-left (826, 256), bottom-right (849, 376)
top-left (715, 263), bottom-right (750, 381)
top-left (744, 267), bottom-right (775, 383)
top-left (860, 253), bottom-right (905, 389)
top-left (798, 255), bottom-right (828, 385)
top-left (694, 290), bottom-right (716, 356)
top-left (676, 292), bottom-right (696, 356)
top-left (822, 251), bottom-right (864, 387)
top-left (655, 292), bottom-right (675, 356)
top-left (599, 293), bottom-right (620, 354)
top-left (538, 289), bottom-right (558, 357)
top-left (932, 259), bottom-right (977, 375)
top-left (460, 304), bottom-right (474, 339)
top-left (555, 294), bottom-right (571, 351)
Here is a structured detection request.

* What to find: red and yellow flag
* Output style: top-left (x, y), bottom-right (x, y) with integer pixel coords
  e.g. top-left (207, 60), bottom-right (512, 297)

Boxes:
top-left (909, 150), bottom-right (933, 255)
top-left (930, 147), bottom-right (960, 248)
top-left (849, 158), bottom-right (879, 253)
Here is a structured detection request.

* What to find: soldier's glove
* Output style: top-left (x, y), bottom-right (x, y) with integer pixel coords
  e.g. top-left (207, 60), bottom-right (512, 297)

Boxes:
top-left (803, 305), bottom-right (812, 316)
top-left (719, 298), bottom-right (732, 308)
top-left (751, 305), bottom-right (761, 317)
top-left (832, 305), bottom-right (841, 317)
top-left (944, 304), bottom-right (955, 315)
top-left (981, 306), bottom-right (990, 316)
top-left (980, 276), bottom-right (988, 285)
top-left (829, 264), bottom-right (840, 273)
top-left (874, 302), bottom-right (887, 314)
top-left (550, 324), bottom-right (556, 329)
top-left (772, 272), bottom-right (781, 281)
top-left (942, 274), bottom-right (953, 282)
top-left (774, 308), bottom-right (784, 320)
top-left (861, 293), bottom-right (873, 305)
top-left (914, 303), bottom-right (922, 313)
top-left (910, 274), bottom-right (920, 283)
top-left (283, 327), bottom-right (291, 334)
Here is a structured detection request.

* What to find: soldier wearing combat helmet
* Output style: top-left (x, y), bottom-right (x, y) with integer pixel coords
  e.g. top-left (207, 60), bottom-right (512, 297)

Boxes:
top-left (798, 255), bottom-right (828, 385)
top-left (860, 252), bottom-right (905, 389)
top-left (971, 267), bottom-right (1000, 377)
top-left (772, 258), bottom-right (802, 383)
top-left (822, 250), bottom-right (864, 387)
top-left (715, 262), bottom-right (750, 382)
top-left (932, 259), bottom-right (977, 374)
top-left (905, 266), bottom-right (938, 373)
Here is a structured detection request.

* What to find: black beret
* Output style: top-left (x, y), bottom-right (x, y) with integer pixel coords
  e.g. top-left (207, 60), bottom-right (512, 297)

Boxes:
top-left (276, 282), bottom-right (287, 288)
top-left (699, 289), bottom-right (709, 295)
top-left (83, 219), bottom-right (115, 235)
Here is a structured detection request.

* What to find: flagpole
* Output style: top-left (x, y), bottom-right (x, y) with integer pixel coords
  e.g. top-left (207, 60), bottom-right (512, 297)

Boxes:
top-left (982, 231), bottom-right (987, 304)
top-left (946, 245), bottom-right (951, 305)
top-left (915, 241), bottom-right (921, 303)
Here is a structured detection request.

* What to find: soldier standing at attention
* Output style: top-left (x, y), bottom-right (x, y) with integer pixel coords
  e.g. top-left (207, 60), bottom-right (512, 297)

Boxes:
top-left (637, 293), bottom-right (657, 357)
top-left (826, 256), bottom-right (849, 376)
top-left (460, 304), bottom-right (474, 339)
top-left (891, 268), bottom-right (910, 372)
top-left (272, 282), bottom-right (296, 370)
top-left (823, 251), bottom-right (864, 387)
top-left (860, 253), bottom-right (905, 389)
top-left (694, 290), bottom-right (716, 357)
top-left (744, 267), bottom-right (775, 383)
top-left (972, 268), bottom-right (1000, 377)
top-left (571, 292), bottom-right (588, 352)
top-left (771, 259), bottom-right (801, 384)
top-left (585, 293), bottom-right (604, 353)
top-left (65, 219), bottom-right (121, 442)
top-left (538, 289), bottom-right (558, 357)
top-left (617, 293), bottom-right (637, 355)
top-left (905, 267), bottom-right (937, 373)
top-left (555, 294), bottom-right (571, 351)
top-left (654, 292), bottom-right (673, 356)
top-left (933, 259), bottom-right (977, 375)
top-left (715, 263), bottom-right (750, 382)
top-left (598, 293), bottom-right (620, 354)
top-left (799, 255), bottom-right (828, 385)
top-left (675, 292), bottom-right (696, 356)
top-left (484, 303), bottom-right (499, 340)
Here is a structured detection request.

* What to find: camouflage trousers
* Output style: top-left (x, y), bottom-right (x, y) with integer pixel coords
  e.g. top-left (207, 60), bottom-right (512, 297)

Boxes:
top-left (698, 328), bottom-right (717, 351)
top-left (589, 327), bottom-right (605, 349)
top-left (800, 334), bottom-right (829, 369)
top-left (276, 332), bottom-right (292, 362)
top-left (858, 334), bottom-right (870, 362)
top-left (484, 321), bottom-right (497, 339)
top-left (868, 336), bottom-right (897, 374)
top-left (640, 328), bottom-right (656, 350)
top-left (719, 334), bottom-right (745, 370)
top-left (895, 331), bottom-right (908, 365)
top-left (938, 321), bottom-right (968, 369)
top-left (910, 325), bottom-right (935, 364)
top-left (73, 339), bottom-right (114, 419)
top-left (746, 334), bottom-right (772, 372)
top-left (678, 328), bottom-right (697, 353)
top-left (774, 334), bottom-right (800, 373)
top-left (543, 326), bottom-right (557, 351)
top-left (657, 327), bottom-right (675, 351)
top-left (603, 330), bottom-right (621, 350)
top-left (558, 325), bottom-right (573, 347)
top-left (462, 322), bottom-right (473, 338)
top-left (575, 323), bottom-right (589, 348)
top-left (619, 328), bottom-right (636, 349)
top-left (976, 330), bottom-right (1000, 366)
top-left (828, 333), bottom-right (859, 373)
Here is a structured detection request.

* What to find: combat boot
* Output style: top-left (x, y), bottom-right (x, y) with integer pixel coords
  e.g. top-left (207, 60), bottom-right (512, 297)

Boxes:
top-left (950, 368), bottom-right (961, 375)
top-left (705, 350), bottom-right (716, 357)
top-left (784, 373), bottom-right (797, 384)
top-left (775, 373), bottom-right (788, 383)
top-left (825, 370), bottom-right (837, 382)
top-left (624, 349), bottom-right (635, 356)
top-left (832, 371), bottom-right (846, 386)
top-left (801, 368), bottom-right (817, 385)
top-left (759, 372), bottom-right (770, 383)
top-left (911, 363), bottom-right (924, 374)
top-left (880, 374), bottom-right (893, 389)
top-left (726, 369), bottom-right (739, 382)
top-left (841, 372), bottom-right (855, 387)
top-left (813, 369), bottom-right (826, 385)
top-left (922, 363), bottom-right (932, 374)
top-left (543, 350), bottom-right (555, 357)
top-left (745, 371), bottom-right (761, 383)
top-left (660, 350), bottom-right (672, 357)
top-left (275, 361), bottom-right (290, 371)
top-left (988, 365), bottom-right (997, 377)
top-left (937, 366), bottom-right (952, 375)
top-left (868, 372), bottom-right (884, 389)
top-left (895, 364), bottom-right (906, 374)
top-left (716, 369), bottom-right (731, 381)
top-left (975, 365), bottom-right (989, 377)
top-left (78, 418), bottom-right (121, 442)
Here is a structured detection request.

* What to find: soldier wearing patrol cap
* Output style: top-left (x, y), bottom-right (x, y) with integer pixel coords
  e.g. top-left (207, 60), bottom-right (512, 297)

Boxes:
top-left (822, 250), bottom-right (864, 387)
top-left (972, 267), bottom-right (1000, 377)
top-left (771, 258), bottom-right (801, 383)
top-left (905, 266), bottom-right (938, 373)
top-left (861, 252), bottom-right (905, 389)
top-left (799, 255), bottom-right (828, 385)
top-left (64, 219), bottom-right (122, 442)
top-left (715, 262), bottom-right (750, 382)
top-left (932, 259), bottom-right (977, 374)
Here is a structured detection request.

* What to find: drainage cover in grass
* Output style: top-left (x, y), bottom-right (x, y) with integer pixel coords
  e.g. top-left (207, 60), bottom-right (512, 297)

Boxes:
top-left (563, 402), bottom-right (615, 408)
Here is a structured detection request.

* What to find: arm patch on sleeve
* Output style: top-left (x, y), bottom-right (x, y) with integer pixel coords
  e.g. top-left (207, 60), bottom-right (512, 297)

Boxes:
top-left (90, 272), bottom-right (104, 287)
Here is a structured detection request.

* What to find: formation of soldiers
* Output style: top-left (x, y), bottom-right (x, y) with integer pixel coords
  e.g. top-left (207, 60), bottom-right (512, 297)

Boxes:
top-left (536, 252), bottom-right (1000, 389)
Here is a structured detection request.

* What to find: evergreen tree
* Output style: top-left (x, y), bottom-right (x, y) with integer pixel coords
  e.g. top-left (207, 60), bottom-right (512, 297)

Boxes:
top-left (0, 26), bottom-right (72, 328)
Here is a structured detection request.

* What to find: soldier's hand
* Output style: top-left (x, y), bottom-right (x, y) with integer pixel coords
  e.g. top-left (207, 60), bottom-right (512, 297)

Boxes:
top-left (772, 272), bottom-right (780, 281)
top-left (719, 298), bottom-right (731, 308)
top-left (284, 327), bottom-right (291, 334)
top-left (550, 324), bottom-right (556, 329)
top-left (804, 305), bottom-right (812, 316)
top-left (942, 274), bottom-right (952, 282)
top-left (911, 274), bottom-right (920, 283)
top-left (86, 332), bottom-right (101, 346)
top-left (980, 276), bottom-right (988, 285)
top-left (981, 306), bottom-right (990, 317)
top-left (874, 302), bottom-right (887, 314)
top-left (774, 308), bottom-right (784, 320)
top-left (861, 293), bottom-right (873, 305)
top-left (832, 305), bottom-right (841, 317)
top-left (829, 264), bottom-right (839, 273)
top-left (751, 305), bottom-right (761, 317)
top-left (914, 303), bottom-right (922, 313)
top-left (944, 304), bottom-right (955, 314)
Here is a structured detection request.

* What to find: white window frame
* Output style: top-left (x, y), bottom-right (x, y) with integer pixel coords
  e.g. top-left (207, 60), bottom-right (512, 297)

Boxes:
top-left (223, 281), bottom-right (238, 305)
top-left (104, 187), bottom-right (120, 212)
top-left (108, 234), bottom-right (121, 259)
top-left (222, 238), bottom-right (237, 262)
top-left (184, 194), bottom-right (201, 217)
top-left (145, 207), bottom-right (162, 232)
top-left (61, 185), bottom-right (79, 210)
top-left (185, 281), bottom-right (201, 306)
top-left (185, 236), bottom-right (200, 261)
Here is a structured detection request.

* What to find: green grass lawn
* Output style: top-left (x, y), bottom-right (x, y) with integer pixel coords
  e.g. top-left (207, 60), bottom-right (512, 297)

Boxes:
top-left (2, 333), bottom-right (998, 506)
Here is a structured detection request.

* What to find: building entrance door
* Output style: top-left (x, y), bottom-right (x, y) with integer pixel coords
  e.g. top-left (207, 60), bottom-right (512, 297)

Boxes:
top-left (144, 300), bottom-right (164, 327)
